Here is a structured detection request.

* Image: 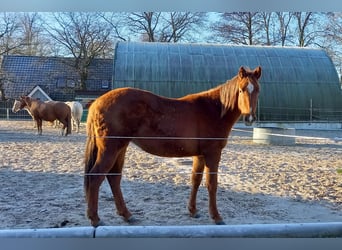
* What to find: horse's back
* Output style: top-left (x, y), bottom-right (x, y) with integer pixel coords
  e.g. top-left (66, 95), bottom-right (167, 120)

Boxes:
top-left (89, 87), bottom-right (186, 124)
top-left (53, 101), bottom-right (70, 113)
top-left (89, 87), bottom-right (219, 133)
top-left (38, 101), bottom-right (70, 121)
top-left (66, 101), bottom-right (83, 118)
top-left (74, 101), bottom-right (84, 118)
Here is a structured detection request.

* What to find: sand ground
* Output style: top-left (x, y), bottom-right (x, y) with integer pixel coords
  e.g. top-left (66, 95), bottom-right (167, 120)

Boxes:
top-left (1, 120), bottom-right (342, 229)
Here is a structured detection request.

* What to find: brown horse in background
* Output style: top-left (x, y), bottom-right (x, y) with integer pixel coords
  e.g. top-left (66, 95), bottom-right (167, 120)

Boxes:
top-left (12, 96), bottom-right (72, 136)
top-left (84, 66), bottom-right (262, 227)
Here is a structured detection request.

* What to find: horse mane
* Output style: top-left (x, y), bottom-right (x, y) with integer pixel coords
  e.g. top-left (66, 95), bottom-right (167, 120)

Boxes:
top-left (21, 96), bottom-right (33, 107)
top-left (219, 76), bottom-right (239, 117)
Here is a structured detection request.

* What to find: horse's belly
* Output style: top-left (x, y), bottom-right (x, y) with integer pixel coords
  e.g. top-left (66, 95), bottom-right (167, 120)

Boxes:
top-left (132, 139), bottom-right (197, 157)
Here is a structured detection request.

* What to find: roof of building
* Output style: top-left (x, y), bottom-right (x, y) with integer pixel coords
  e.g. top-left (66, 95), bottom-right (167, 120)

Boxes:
top-left (113, 42), bottom-right (342, 120)
top-left (1, 55), bottom-right (113, 101)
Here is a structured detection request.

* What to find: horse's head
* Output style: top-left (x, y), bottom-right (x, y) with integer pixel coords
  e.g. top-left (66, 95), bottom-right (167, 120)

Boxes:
top-left (12, 96), bottom-right (32, 113)
top-left (12, 98), bottom-right (26, 113)
top-left (237, 66), bottom-right (261, 126)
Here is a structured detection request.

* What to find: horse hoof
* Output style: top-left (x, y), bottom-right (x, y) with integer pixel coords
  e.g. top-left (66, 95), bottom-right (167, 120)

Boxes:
top-left (125, 216), bottom-right (139, 224)
top-left (92, 220), bottom-right (105, 227)
top-left (190, 213), bottom-right (201, 219)
top-left (215, 220), bottom-right (226, 225)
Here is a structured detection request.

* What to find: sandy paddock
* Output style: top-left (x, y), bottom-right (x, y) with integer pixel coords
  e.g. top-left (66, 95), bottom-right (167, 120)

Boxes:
top-left (1, 120), bottom-right (342, 229)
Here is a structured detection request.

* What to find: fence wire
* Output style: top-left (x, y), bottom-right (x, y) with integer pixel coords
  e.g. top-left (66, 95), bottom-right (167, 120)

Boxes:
top-left (1, 119), bottom-right (342, 178)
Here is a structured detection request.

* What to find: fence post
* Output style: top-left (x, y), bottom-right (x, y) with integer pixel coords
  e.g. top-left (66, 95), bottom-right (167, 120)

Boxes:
top-left (310, 98), bottom-right (313, 123)
top-left (257, 101), bottom-right (260, 122)
top-left (6, 108), bottom-right (9, 120)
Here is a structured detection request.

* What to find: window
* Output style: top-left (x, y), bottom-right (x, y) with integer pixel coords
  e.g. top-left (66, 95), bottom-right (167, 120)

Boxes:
top-left (56, 77), bottom-right (66, 88)
top-left (101, 80), bottom-right (109, 89)
top-left (56, 78), bottom-right (76, 88)
top-left (67, 79), bottom-right (76, 88)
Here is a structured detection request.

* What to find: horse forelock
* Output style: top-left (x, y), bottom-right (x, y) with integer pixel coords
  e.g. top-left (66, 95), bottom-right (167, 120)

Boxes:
top-left (20, 96), bottom-right (32, 107)
top-left (219, 77), bottom-right (239, 117)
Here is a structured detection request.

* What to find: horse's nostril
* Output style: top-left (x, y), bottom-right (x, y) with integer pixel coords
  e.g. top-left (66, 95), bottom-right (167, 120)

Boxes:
top-left (244, 114), bottom-right (255, 126)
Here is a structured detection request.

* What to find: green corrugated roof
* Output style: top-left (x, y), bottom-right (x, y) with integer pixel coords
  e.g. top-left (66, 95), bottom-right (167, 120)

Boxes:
top-left (113, 42), bottom-right (342, 121)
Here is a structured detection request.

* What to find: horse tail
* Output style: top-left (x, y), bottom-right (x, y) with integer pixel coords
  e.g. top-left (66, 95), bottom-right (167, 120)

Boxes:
top-left (84, 114), bottom-right (97, 197)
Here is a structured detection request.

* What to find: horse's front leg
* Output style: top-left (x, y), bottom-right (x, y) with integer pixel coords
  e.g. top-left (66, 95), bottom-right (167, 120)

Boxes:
top-left (205, 166), bottom-right (223, 224)
top-left (36, 119), bottom-right (42, 135)
top-left (205, 154), bottom-right (225, 225)
top-left (188, 156), bottom-right (205, 218)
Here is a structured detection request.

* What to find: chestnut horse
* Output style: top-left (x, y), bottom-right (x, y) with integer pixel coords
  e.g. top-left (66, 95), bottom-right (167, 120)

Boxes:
top-left (85, 66), bottom-right (262, 227)
top-left (12, 96), bottom-right (72, 136)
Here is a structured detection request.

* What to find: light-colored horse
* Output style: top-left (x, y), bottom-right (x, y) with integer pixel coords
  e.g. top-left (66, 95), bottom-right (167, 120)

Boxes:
top-left (65, 101), bottom-right (83, 133)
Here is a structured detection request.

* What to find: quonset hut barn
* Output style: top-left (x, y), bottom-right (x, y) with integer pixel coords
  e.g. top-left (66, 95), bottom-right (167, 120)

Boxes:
top-left (112, 41), bottom-right (342, 122)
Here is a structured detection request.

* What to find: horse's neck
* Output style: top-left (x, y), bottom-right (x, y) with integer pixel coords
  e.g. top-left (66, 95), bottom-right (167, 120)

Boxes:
top-left (219, 78), bottom-right (239, 117)
top-left (26, 100), bottom-right (41, 111)
top-left (179, 85), bottom-right (221, 101)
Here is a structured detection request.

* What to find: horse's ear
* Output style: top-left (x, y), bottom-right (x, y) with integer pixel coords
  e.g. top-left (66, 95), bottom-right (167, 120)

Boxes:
top-left (254, 66), bottom-right (262, 79)
top-left (238, 66), bottom-right (247, 78)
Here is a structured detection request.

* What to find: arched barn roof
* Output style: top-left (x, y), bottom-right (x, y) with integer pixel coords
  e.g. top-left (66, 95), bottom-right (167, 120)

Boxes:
top-left (113, 41), bottom-right (342, 121)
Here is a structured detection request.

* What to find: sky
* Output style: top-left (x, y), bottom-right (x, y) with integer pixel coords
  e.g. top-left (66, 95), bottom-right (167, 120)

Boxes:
top-left (2, 0), bottom-right (342, 12)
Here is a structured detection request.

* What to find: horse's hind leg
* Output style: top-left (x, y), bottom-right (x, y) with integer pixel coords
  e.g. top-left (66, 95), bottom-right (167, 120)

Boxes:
top-left (86, 147), bottom-right (118, 227)
top-left (188, 156), bottom-right (205, 218)
top-left (86, 169), bottom-right (106, 227)
top-left (71, 117), bottom-right (76, 131)
top-left (106, 146), bottom-right (133, 223)
top-left (36, 119), bottom-right (43, 135)
top-left (60, 124), bottom-right (66, 136)
top-left (76, 118), bottom-right (80, 133)
top-left (59, 118), bottom-right (69, 136)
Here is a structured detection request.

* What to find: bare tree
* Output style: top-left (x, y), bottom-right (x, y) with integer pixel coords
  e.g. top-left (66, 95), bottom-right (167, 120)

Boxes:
top-left (127, 12), bottom-right (161, 42)
top-left (322, 12), bottom-right (342, 76)
top-left (212, 12), bottom-right (262, 45)
top-left (325, 13), bottom-right (342, 42)
top-left (160, 12), bottom-right (207, 42)
top-left (125, 12), bottom-right (206, 42)
top-left (45, 12), bottom-right (113, 90)
top-left (0, 13), bottom-right (21, 100)
top-left (20, 13), bottom-right (40, 55)
top-left (293, 12), bottom-right (315, 47)
top-left (275, 12), bottom-right (294, 46)
top-left (0, 13), bottom-right (21, 55)
top-left (100, 12), bottom-right (129, 42)
top-left (259, 12), bottom-right (273, 45)
top-left (16, 12), bottom-right (53, 56)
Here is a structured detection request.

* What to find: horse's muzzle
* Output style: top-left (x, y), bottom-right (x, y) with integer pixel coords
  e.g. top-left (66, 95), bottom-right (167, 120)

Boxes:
top-left (243, 114), bottom-right (256, 126)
